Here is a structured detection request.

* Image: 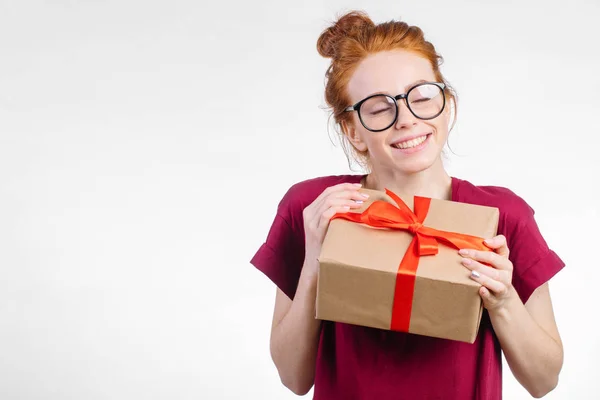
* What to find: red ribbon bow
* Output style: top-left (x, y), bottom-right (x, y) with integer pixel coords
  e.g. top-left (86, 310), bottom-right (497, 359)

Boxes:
top-left (332, 189), bottom-right (490, 332)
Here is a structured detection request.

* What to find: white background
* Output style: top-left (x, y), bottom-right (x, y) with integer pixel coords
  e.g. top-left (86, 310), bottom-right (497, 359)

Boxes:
top-left (0, 0), bottom-right (598, 399)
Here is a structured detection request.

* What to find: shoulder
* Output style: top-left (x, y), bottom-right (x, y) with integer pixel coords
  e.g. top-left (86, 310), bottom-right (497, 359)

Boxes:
top-left (454, 178), bottom-right (565, 303)
top-left (277, 174), bottom-right (363, 225)
top-left (454, 177), bottom-right (534, 229)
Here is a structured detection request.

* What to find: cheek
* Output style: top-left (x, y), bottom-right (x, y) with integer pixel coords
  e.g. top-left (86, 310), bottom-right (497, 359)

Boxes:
top-left (432, 113), bottom-right (451, 142)
top-left (433, 128), bottom-right (449, 149)
top-left (436, 124), bottom-right (449, 140)
top-left (363, 133), bottom-right (388, 152)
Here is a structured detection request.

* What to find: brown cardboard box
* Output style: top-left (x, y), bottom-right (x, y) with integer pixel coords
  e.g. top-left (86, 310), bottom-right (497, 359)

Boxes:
top-left (316, 188), bottom-right (499, 343)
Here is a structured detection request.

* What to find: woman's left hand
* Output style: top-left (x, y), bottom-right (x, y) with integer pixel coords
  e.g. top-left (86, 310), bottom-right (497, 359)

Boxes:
top-left (459, 235), bottom-right (518, 313)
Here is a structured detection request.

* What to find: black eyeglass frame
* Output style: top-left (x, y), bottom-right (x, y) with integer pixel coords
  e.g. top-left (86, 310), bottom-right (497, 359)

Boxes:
top-left (343, 82), bottom-right (447, 132)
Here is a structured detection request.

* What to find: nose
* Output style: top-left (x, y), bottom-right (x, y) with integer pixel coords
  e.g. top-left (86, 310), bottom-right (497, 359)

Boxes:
top-left (394, 98), bottom-right (418, 129)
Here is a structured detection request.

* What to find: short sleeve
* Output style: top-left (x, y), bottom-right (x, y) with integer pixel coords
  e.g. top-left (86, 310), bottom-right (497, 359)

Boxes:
top-left (506, 200), bottom-right (565, 304)
top-left (250, 191), bottom-right (305, 300)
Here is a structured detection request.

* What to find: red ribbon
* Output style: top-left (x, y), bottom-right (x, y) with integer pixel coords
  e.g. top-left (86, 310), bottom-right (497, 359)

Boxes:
top-left (331, 189), bottom-right (490, 332)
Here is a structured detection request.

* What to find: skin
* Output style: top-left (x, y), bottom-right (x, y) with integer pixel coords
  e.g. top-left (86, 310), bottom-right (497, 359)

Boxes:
top-left (270, 49), bottom-right (563, 398)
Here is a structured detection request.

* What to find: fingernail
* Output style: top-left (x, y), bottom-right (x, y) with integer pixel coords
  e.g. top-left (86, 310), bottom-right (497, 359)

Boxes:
top-left (471, 270), bottom-right (480, 278)
top-left (458, 249), bottom-right (469, 255)
top-left (354, 200), bottom-right (364, 204)
top-left (462, 258), bottom-right (471, 266)
top-left (360, 193), bottom-right (370, 198)
top-left (342, 206), bottom-right (350, 210)
top-left (352, 183), bottom-right (362, 187)
top-left (484, 238), bottom-right (493, 244)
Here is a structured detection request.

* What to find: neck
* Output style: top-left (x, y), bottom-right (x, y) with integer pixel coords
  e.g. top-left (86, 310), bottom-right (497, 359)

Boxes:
top-left (362, 158), bottom-right (452, 202)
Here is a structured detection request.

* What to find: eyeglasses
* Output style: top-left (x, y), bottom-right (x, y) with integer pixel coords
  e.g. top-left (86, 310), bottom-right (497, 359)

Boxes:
top-left (344, 82), bottom-right (447, 132)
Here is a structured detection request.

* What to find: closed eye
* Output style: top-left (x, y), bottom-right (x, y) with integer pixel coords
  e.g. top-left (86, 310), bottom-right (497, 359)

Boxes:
top-left (369, 107), bottom-right (393, 115)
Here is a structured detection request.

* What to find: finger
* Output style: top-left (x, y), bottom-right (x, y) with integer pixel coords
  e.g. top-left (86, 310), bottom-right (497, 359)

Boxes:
top-left (304, 184), bottom-right (357, 222)
top-left (302, 206), bottom-right (318, 232)
top-left (313, 190), bottom-right (369, 219)
top-left (484, 235), bottom-right (509, 257)
top-left (315, 187), bottom-right (369, 210)
top-left (315, 204), bottom-right (349, 232)
top-left (322, 197), bottom-right (365, 209)
top-left (328, 191), bottom-right (370, 207)
top-left (458, 248), bottom-right (512, 271)
top-left (350, 189), bottom-right (371, 202)
top-left (329, 189), bottom-right (370, 203)
top-left (314, 183), bottom-right (363, 208)
top-left (461, 257), bottom-right (505, 283)
top-left (479, 286), bottom-right (497, 307)
top-left (303, 185), bottom-right (365, 234)
top-left (314, 199), bottom-right (363, 227)
top-left (469, 270), bottom-right (508, 296)
top-left (316, 204), bottom-right (354, 232)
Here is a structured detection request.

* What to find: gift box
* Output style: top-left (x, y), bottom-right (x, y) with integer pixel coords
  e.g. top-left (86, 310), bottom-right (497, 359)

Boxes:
top-left (316, 188), bottom-right (499, 343)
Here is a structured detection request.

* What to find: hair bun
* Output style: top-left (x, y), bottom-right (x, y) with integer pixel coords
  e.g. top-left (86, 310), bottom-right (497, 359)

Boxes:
top-left (317, 11), bottom-right (374, 58)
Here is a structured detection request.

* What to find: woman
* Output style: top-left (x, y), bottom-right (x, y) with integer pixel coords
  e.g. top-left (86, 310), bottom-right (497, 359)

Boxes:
top-left (251, 11), bottom-right (564, 400)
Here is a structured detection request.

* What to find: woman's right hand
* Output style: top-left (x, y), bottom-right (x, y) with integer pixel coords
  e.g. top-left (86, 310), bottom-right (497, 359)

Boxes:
top-left (301, 183), bottom-right (368, 274)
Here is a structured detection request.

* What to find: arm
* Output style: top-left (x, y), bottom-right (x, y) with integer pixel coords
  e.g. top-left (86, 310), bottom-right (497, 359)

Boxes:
top-left (460, 236), bottom-right (564, 398)
top-left (269, 183), bottom-right (366, 395)
top-left (490, 283), bottom-right (563, 398)
top-left (270, 263), bottom-right (321, 396)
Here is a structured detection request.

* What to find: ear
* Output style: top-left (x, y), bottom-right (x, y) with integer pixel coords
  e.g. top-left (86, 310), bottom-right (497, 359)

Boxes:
top-left (341, 119), bottom-right (368, 152)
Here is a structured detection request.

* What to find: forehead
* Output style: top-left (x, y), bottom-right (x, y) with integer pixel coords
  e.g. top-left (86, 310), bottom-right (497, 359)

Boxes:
top-left (347, 50), bottom-right (436, 101)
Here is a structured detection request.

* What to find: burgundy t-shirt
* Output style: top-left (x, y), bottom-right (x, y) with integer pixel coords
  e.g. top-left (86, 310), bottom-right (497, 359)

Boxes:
top-left (250, 174), bottom-right (565, 400)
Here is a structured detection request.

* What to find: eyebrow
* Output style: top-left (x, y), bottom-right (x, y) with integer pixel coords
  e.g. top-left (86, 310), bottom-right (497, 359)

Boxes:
top-left (364, 79), bottom-right (431, 98)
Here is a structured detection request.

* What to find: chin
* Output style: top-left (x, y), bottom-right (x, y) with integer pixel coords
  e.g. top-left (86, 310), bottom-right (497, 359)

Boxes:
top-left (393, 154), bottom-right (439, 175)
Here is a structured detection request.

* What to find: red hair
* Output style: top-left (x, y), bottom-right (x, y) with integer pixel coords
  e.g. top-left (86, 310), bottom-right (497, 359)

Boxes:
top-left (317, 11), bottom-right (457, 167)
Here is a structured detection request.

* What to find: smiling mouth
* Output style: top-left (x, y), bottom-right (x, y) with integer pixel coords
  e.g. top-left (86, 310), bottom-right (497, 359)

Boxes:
top-left (391, 133), bottom-right (431, 149)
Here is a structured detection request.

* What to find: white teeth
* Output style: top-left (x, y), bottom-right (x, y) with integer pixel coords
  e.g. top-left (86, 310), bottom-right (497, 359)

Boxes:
top-left (393, 135), bottom-right (428, 149)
